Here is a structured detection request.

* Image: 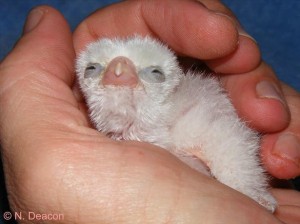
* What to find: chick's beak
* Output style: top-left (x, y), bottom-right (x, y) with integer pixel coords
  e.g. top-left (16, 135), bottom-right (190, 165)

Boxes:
top-left (102, 56), bottom-right (138, 88)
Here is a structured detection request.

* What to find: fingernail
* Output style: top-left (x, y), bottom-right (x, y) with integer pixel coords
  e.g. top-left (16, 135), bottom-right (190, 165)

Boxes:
top-left (256, 81), bottom-right (286, 106)
top-left (213, 12), bottom-right (256, 43)
top-left (272, 133), bottom-right (300, 166)
top-left (23, 8), bottom-right (44, 34)
top-left (213, 11), bottom-right (237, 26)
top-left (237, 26), bottom-right (257, 43)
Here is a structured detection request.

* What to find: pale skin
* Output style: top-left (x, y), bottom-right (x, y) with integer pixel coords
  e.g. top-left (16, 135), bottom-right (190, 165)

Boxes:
top-left (0, 1), bottom-right (300, 224)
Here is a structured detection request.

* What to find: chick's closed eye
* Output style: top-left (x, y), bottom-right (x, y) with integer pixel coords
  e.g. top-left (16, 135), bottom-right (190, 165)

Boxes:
top-left (139, 66), bottom-right (166, 83)
top-left (84, 63), bottom-right (104, 79)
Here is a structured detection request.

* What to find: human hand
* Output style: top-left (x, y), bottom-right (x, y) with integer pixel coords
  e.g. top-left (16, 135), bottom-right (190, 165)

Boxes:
top-left (0, 5), bottom-right (298, 224)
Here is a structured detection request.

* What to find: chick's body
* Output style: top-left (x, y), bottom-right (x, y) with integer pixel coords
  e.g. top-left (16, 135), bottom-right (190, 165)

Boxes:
top-left (76, 36), bottom-right (276, 212)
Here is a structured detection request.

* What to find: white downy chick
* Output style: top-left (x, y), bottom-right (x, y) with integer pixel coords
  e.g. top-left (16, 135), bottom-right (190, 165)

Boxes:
top-left (76, 36), bottom-right (276, 212)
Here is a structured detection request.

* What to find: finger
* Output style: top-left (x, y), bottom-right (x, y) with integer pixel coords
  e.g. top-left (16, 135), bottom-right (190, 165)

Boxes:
top-left (201, 0), bottom-right (292, 144)
top-left (272, 189), bottom-right (300, 224)
top-left (199, 0), bottom-right (261, 74)
top-left (221, 62), bottom-right (290, 132)
top-left (261, 84), bottom-right (300, 179)
top-left (200, 1), bottom-right (297, 178)
top-left (194, 0), bottom-right (291, 142)
top-left (206, 36), bottom-right (260, 74)
top-left (272, 189), bottom-right (300, 206)
top-left (275, 206), bottom-right (300, 224)
top-left (73, 0), bottom-right (238, 59)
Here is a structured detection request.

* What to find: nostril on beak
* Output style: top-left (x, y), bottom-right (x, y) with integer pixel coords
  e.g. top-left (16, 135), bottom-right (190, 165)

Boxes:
top-left (102, 56), bottom-right (138, 87)
top-left (114, 62), bottom-right (123, 76)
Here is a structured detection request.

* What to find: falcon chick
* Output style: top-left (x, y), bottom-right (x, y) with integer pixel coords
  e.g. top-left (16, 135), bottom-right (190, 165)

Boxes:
top-left (76, 36), bottom-right (276, 212)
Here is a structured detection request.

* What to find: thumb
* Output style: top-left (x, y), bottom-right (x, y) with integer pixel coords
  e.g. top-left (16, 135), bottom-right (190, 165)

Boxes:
top-left (0, 6), bottom-right (78, 149)
top-left (1, 5), bottom-right (75, 85)
top-left (0, 5), bottom-right (83, 216)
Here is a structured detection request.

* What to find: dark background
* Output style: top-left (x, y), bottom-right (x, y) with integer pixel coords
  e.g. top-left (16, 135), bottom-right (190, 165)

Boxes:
top-left (0, 1), bottom-right (299, 223)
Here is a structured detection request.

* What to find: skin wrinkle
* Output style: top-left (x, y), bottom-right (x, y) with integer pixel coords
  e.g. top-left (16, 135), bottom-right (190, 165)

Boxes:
top-left (140, 0), bottom-right (238, 59)
top-left (1, 154), bottom-right (22, 210)
top-left (7, 155), bottom-right (54, 217)
top-left (21, 97), bottom-right (82, 132)
top-left (126, 2), bottom-right (153, 39)
top-left (73, 20), bottom-right (97, 53)
top-left (85, 20), bottom-right (101, 41)
top-left (6, 190), bottom-right (29, 218)
top-left (129, 172), bottom-right (151, 223)
top-left (53, 124), bottom-right (104, 141)
top-left (11, 68), bottom-right (87, 130)
top-left (0, 67), bottom-right (76, 130)
top-left (168, 3), bottom-right (189, 53)
top-left (29, 73), bottom-right (75, 103)
top-left (199, 0), bottom-right (237, 19)
top-left (119, 0), bottom-right (144, 35)
top-left (206, 36), bottom-right (260, 74)
top-left (14, 36), bottom-right (75, 86)
top-left (155, 1), bottom-right (190, 55)
top-left (280, 85), bottom-right (300, 147)
top-left (41, 143), bottom-right (101, 222)
top-left (141, 174), bottom-right (152, 223)
top-left (170, 163), bottom-right (192, 223)
top-left (46, 162), bottom-right (78, 220)
top-left (28, 36), bottom-right (75, 84)
top-left (110, 148), bottom-right (131, 222)
top-left (64, 143), bottom-right (120, 219)
top-left (143, 169), bottom-right (167, 223)
top-left (116, 144), bottom-right (184, 223)
top-left (123, 148), bottom-right (153, 220)
top-left (55, 166), bottom-right (71, 218)
top-left (0, 63), bottom-right (38, 96)
top-left (40, 53), bottom-right (75, 86)
top-left (141, 4), bottom-right (160, 44)
top-left (184, 15), bottom-right (210, 55)
top-left (165, 168), bottom-right (184, 224)
top-left (0, 88), bottom-right (30, 149)
top-left (139, 3), bottom-right (160, 42)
